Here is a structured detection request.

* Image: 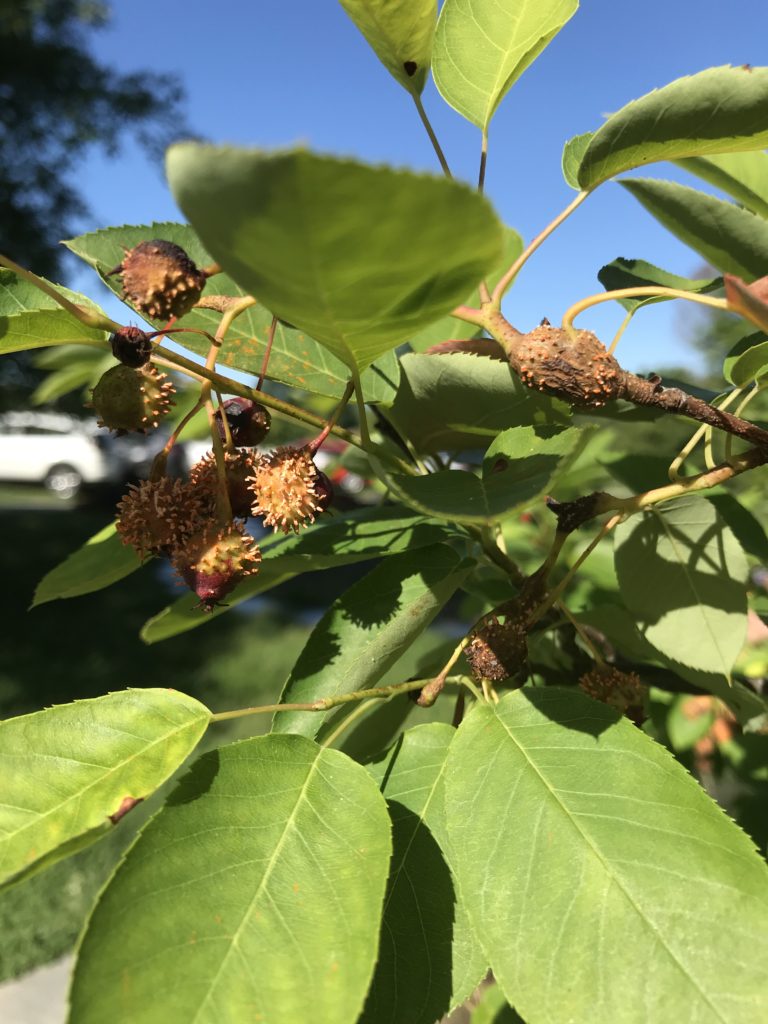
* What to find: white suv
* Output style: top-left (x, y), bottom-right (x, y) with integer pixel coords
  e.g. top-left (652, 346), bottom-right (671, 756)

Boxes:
top-left (0, 411), bottom-right (124, 499)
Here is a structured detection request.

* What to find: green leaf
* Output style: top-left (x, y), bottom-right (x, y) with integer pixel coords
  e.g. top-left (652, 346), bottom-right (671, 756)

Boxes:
top-left (30, 350), bottom-right (113, 405)
top-left (579, 604), bottom-right (767, 726)
top-left (32, 523), bottom-right (143, 607)
top-left (0, 268), bottom-right (109, 355)
top-left (725, 336), bottom-right (768, 385)
top-left (141, 505), bottom-right (457, 643)
top-left (385, 425), bottom-right (582, 523)
top-left (0, 311), bottom-right (107, 355)
top-left (273, 546), bottom-right (473, 738)
top-left (723, 329), bottom-right (768, 384)
top-left (675, 150), bottom-right (768, 219)
top-left (166, 146), bottom-right (503, 371)
top-left (339, 0), bottom-right (436, 95)
top-left (386, 352), bottom-right (570, 454)
top-left (409, 226), bottom-right (524, 352)
top-left (0, 267), bottom-right (105, 317)
top-left (597, 257), bottom-right (721, 312)
top-left (446, 688), bottom-right (768, 1024)
top-left (432, 0), bottom-right (578, 130)
top-left (578, 65), bottom-right (768, 189)
top-left (363, 724), bottom-right (485, 1023)
top-left (65, 222), bottom-right (399, 403)
top-left (68, 735), bottom-right (391, 1024)
top-left (708, 492), bottom-right (768, 564)
top-left (562, 131), bottom-right (595, 190)
top-left (619, 178), bottom-right (768, 281)
top-left (0, 689), bottom-right (210, 889)
top-left (614, 495), bottom-right (748, 680)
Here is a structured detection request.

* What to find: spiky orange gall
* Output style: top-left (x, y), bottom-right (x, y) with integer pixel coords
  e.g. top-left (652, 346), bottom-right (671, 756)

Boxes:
top-left (116, 477), bottom-right (212, 559)
top-left (189, 450), bottom-right (256, 518)
top-left (248, 446), bottom-right (325, 533)
top-left (172, 521), bottom-right (261, 609)
top-left (110, 240), bottom-right (206, 320)
top-left (91, 363), bottom-right (174, 433)
top-left (511, 325), bottom-right (624, 408)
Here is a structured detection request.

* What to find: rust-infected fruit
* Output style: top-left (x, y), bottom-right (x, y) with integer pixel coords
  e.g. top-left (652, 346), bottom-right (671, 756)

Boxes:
top-left (465, 615), bottom-right (528, 683)
top-left (91, 363), bottom-right (174, 433)
top-left (511, 324), bottom-right (624, 407)
top-left (116, 477), bottom-right (213, 559)
top-left (249, 446), bottom-right (326, 533)
top-left (173, 521), bottom-right (261, 610)
top-left (110, 240), bottom-right (206, 320)
top-left (189, 450), bottom-right (256, 519)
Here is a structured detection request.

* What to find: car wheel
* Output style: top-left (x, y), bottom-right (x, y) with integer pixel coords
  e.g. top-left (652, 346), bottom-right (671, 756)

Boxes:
top-left (44, 464), bottom-right (83, 500)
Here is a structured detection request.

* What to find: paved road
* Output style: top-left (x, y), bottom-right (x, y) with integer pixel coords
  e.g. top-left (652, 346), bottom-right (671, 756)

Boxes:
top-left (0, 957), bottom-right (71, 1024)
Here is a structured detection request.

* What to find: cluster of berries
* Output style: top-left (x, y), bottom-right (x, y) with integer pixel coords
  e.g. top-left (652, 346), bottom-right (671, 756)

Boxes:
top-left (86, 240), bottom-right (333, 609)
top-left (113, 398), bottom-right (332, 609)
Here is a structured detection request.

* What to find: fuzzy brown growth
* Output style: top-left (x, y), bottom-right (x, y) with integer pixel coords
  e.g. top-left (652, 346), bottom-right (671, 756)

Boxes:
top-left (510, 325), bottom-right (624, 407)
top-left (116, 477), bottom-right (212, 559)
top-left (91, 363), bottom-right (174, 433)
top-left (173, 521), bottom-right (261, 609)
top-left (579, 666), bottom-right (647, 716)
top-left (215, 398), bottom-right (271, 447)
top-left (465, 616), bottom-right (528, 683)
top-left (110, 326), bottom-right (153, 368)
top-left (110, 240), bottom-right (206, 320)
top-left (249, 446), bottom-right (324, 533)
top-left (189, 450), bottom-right (256, 518)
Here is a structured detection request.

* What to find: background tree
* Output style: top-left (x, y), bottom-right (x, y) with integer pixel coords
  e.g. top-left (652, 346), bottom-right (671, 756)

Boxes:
top-left (0, 0), bottom-right (186, 405)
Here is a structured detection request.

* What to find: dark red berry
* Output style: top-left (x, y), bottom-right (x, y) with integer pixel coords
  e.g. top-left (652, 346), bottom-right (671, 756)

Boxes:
top-left (110, 326), bottom-right (153, 368)
top-left (215, 398), bottom-right (271, 447)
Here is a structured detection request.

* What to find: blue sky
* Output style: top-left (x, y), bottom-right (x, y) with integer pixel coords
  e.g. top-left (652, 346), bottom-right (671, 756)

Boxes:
top-left (67, 0), bottom-right (767, 374)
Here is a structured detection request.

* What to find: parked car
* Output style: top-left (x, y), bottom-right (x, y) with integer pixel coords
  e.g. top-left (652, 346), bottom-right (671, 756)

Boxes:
top-left (0, 411), bottom-right (125, 499)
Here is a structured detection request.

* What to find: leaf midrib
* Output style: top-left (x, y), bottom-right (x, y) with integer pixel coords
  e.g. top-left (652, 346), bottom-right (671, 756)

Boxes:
top-left (190, 749), bottom-right (323, 1023)
top-left (491, 706), bottom-right (728, 1023)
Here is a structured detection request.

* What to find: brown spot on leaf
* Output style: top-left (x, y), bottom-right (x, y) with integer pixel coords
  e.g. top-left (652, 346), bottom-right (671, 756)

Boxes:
top-left (404, 61), bottom-right (418, 76)
top-left (109, 796), bottom-right (143, 825)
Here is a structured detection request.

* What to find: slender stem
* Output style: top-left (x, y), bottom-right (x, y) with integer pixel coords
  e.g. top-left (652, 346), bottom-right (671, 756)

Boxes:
top-left (307, 379), bottom-right (355, 454)
top-left (152, 343), bottom-right (362, 447)
top-left (350, 364), bottom-right (371, 447)
top-left (478, 130), bottom-right (488, 193)
top-left (210, 676), bottom-right (462, 723)
top-left (529, 514), bottom-right (623, 626)
top-left (469, 525), bottom-right (526, 584)
top-left (558, 601), bottom-right (606, 666)
top-left (608, 308), bottom-right (636, 355)
top-left (211, 701), bottom-right (321, 722)
top-left (563, 287), bottom-right (728, 334)
top-left (216, 389), bottom-right (236, 452)
top-left (668, 422), bottom-right (709, 482)
top-left (321, 698), bottom-right (382, 749)
top-left (256, 315), bottom-right (277, 391)
top-left (0, 253), bottom-right (121, 332)
top-left (163, 396), bottom-right (206, 455)
top-left (491, 191), bottom-right (591, 306)
top-left (450, 303), bottom-right (486, 327)
top-left (411, 92), bottom-right (452, 177)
